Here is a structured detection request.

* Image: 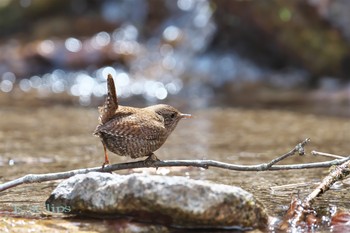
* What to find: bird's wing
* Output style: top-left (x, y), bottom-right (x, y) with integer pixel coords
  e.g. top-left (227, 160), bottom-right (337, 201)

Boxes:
top-left (95, 113), bottom-right (166, 140)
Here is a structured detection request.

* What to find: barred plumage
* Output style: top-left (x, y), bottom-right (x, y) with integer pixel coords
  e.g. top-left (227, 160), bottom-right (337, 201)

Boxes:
top-left (94, 74), bottom-right (191, 166)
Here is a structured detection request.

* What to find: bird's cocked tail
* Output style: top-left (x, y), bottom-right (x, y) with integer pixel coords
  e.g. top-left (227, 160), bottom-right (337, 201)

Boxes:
top-left (98, 74), bottom-right (118, 124)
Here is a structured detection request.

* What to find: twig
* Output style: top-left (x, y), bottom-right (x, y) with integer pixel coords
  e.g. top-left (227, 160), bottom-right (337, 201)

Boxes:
top-left (1, 158), bottom-right (349, 193)
top-left (311, 150), bottom-right (346, 160)
top-left (303, 158), bottom-right (350, 207)
top-left (280, 155), bottom-right (350, 230)
top-left (265, 138), bottom-right (310, 168)
top-left (0, 138), bottom-right (349, 192)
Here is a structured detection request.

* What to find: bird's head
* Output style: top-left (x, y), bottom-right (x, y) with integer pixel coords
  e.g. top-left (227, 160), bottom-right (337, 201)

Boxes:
top-left (147, 104), bottom-right (191, 132)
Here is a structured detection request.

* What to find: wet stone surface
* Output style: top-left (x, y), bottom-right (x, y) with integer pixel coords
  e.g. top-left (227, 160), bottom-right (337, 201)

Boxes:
top-left (46, 172), bottom-right (268, 230)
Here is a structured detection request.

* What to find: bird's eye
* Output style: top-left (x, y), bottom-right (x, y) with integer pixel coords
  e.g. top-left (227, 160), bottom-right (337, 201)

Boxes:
top-left (170, 113), bottom-right (176, 118)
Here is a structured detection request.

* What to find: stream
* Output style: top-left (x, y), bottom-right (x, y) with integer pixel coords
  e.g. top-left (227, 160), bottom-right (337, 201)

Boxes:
top-left (0, 99), bottom-right (349, 232)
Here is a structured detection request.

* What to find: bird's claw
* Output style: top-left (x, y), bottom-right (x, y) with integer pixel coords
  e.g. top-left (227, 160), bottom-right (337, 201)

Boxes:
top-left (101, 160), bottom-right (110, 170)
top-left (144, 154), bottom-right (160, 167)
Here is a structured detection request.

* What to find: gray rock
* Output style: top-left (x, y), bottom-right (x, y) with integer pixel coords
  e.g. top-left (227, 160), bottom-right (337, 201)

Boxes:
top-left (46, 172), bottom-right (268, 230)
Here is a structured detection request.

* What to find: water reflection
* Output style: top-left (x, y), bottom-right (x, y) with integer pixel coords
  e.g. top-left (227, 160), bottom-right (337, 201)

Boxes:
top-left (3, 0), bottom-right (348, 113)
top-left (65, 38), bottom-right (82, 53)
top-left (0, 72), bottom-right (16, 93)
top-left (0, 0), bottom-right (218, 107)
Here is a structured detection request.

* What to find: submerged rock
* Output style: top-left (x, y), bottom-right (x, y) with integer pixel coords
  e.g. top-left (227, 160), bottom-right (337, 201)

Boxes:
top-left (46, 172), bottom-right (268, 230)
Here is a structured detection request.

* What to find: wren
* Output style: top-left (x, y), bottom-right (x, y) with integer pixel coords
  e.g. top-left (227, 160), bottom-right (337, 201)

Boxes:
top-left (94, 74), bottom-right (191, 166)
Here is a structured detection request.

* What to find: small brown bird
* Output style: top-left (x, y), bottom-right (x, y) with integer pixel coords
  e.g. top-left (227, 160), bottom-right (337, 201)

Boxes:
top-left (94, 74), bottom-right (191, 166)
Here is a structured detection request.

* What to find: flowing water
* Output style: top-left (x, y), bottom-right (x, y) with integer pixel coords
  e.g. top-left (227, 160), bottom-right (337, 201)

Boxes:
top-left (0, 95), bottom-right (349, 232)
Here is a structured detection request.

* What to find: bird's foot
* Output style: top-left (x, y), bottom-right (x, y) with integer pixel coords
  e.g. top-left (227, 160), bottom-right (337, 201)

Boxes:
top-left (101, 159), bottom-right (110, 170)
top-left (144, 154), bottom-right (160, 167)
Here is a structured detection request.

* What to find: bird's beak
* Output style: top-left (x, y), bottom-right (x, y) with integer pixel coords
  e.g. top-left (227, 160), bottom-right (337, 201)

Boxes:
top-left (180, 113), bottom-right (192, 119)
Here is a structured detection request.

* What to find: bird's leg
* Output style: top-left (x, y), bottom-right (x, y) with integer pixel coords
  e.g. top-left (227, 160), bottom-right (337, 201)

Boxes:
top-left (102, 142), bottom-right (110, 169)
top-left (144, 153), bottom-right (160, 167)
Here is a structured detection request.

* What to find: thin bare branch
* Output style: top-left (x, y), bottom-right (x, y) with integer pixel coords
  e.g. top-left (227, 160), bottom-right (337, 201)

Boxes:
top-left (280, 156), bottom-right (350, 230)
top-left (1, 157), bottom-right (349, 192)
top-left (303, 159), bottom-right (350, 207)
top-left (265, 138), bottom-right (310, 168)
top-left (1, 138), bottom-right (349, 192)
top-left (311, 150), bottom-right (346, 160)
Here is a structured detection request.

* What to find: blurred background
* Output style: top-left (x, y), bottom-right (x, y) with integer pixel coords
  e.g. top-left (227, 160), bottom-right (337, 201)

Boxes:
top-left (1, 0), bottom-right (350, 114)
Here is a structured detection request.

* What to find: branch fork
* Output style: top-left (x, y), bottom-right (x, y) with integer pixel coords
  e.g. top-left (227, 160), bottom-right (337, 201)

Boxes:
top-left (1, 138), bottom-right (349, 193)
